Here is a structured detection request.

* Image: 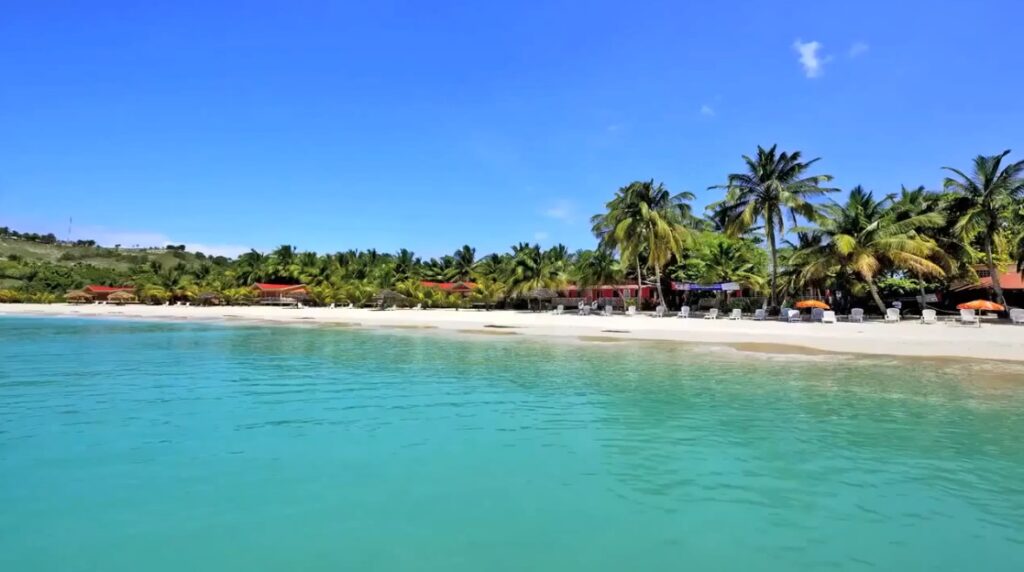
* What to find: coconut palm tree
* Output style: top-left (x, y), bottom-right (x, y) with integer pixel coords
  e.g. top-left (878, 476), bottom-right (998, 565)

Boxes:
top-left (802, 187), bottom-right (947, 313)
top-left (710, 145), bottom-right (835, 306)
top-left (592, 180), bottom-right (693, 307)
top-left (942, 150), bottom-right (1024, 307)
top-left (572, 249), bottom-right (621, 288)
top-left (447, 245), bottom-right (476, 282)
top-left (505, 243), bottom-right (565, 296)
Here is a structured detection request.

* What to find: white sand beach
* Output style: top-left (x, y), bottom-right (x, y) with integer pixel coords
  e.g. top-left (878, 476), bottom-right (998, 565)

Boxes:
top-left (3, 303), bottom-right (1024, 363)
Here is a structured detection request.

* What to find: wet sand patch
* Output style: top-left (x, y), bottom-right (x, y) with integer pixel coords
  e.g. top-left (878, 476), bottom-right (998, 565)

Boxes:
top-left (458, 327), bottom-right (520, 335)
top-left (729, 342), bottom-right (842, 357)
top-left (484, 324), bottom-right (518, 329)
top-left (381, 324), bottom-right (438, 330)
top-left (579, 336), bottom-right (627, 343)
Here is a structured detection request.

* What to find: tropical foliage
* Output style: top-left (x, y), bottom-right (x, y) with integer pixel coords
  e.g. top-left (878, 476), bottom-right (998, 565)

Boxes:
top-left (3, 147), bottom-right (1023, 312)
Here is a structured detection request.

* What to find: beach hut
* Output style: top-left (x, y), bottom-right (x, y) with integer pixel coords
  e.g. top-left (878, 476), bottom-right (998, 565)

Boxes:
top-left (374, 288), bottom-right (409, 309)
top-left (197, 292), bottom-right (223, 306)
top-left (65, 290), bottom-right (93, 304)
top-left (107, 290), bottom-right (138, 305)
top-left (251, 283), bottom-right (308, 305)
top-left (525, 287), bottom-right (557, 312)
top-left (82, 285), bottom-right (135, 301)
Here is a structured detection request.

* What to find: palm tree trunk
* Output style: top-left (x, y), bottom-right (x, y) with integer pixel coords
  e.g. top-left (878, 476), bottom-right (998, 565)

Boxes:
top-left (867, 279), bottom-right (886, 314)
top-left (635, 256), bottom-right (643, 309)
top-left (766, 225), bottom-right (778, 308)
top-left (984, 236), bottom-right (1007, 308)
top-left (654, 264), bottom-right (666, 309)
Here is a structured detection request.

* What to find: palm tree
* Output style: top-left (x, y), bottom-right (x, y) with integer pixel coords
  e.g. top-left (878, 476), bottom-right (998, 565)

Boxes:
top-left (710, 145), bottom-right (835, 306)
top-left (592, 180), bottom-right (694, 307)
top-left (942, 150), bottom-right (1024, 307)
top-left (572, 249), bottom-right (621, 288)
top-left (506, 243), bottom-right (565, 296)
top-left (802, 187), bottom-right (947, 313)
top-left (448, 245), bottom-right (476, 282)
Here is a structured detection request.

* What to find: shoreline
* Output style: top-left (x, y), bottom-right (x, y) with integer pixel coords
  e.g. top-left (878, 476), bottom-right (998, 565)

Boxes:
top-left (4, 303), bottom-right (1024, 364)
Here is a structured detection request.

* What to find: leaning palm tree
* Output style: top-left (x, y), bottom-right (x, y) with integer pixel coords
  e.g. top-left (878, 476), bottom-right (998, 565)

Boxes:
top-left (710, 145), bottom-right (835, 306)
top-left (942, 150), bottom-right (1024, 308)
top-left (592, 180), bottom-right (693, 306)
top-left (803, 187), bottom-right (947, 313)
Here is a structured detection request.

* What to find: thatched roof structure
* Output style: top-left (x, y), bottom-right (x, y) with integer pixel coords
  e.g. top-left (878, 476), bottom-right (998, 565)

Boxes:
top-left (525, 287), bottom-right (557, 299)
top-left (65, 290), bottom-right (93, 303)
top-left (197, 292), bottom-right (222, 306)
top-left (107, 290), bottom-right (138, 304)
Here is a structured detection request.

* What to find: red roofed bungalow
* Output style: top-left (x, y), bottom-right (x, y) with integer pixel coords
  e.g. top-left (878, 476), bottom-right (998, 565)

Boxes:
top-left (251, 283), bottom-right (309, 305)
top-left (420, 281), bottom-right (477, 295)
top-left (951, 267), bottom-right (1024, 306)
top-left (82, 285), bottom-right (135, 301)
top-left (561, 284), bottom-right (656, 301)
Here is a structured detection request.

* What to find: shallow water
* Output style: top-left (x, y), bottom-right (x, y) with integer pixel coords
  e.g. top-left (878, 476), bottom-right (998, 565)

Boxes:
top-left (2, 316), bottom-right (1024, 571)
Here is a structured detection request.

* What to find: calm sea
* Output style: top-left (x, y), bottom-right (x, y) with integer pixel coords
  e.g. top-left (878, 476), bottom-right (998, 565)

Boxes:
top-left (2, 316), bottom-right (1023, 571)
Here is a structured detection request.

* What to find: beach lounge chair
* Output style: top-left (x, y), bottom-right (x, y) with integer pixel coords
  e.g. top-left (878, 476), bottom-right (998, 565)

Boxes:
top-left (603, 305), bottom-right (613, 316)
top-left (1011, 309), bottom-right (1024, 325)
top-left (328, 303), bottom-right (336, 309)
top-left (677, 306), bottom-right (690, 319)
top-left (959, 309), bottom-right (980, 327)
top-left (626, 306), bottom-right (637, 316)
top-left (850, 308), bottom-right (864, 323)
top-left (778, 307), bottom-right (791, 322)
top-left (577, 301), bottom-right (587, 315)
top-left (553, 304), bottom-right (564, 315)
top-left (728, 308), bottom-right (742, 320)
top-left (655, 305), bottom-right (667, 318)
top-left (413, 303), bottom-right (423, 310)
top-left (920, 309), bottom-right (937, 324)
top-left (787, 309), bottom-right (801, 322)
top-left (822, 311), bottom-right (837, 324)
top-left (884, 308), bottom-right (900, 323)
top-left (704, 308), bottom-right (719, 320)
top-left (811, 308), bottom-right (824, 322)
top-left (753, 308), bottom-right (766, 321)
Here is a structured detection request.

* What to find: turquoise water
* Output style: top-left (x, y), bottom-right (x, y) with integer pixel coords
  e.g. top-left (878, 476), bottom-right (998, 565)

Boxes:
top-left (2, 317), bottom-right (1024, 571)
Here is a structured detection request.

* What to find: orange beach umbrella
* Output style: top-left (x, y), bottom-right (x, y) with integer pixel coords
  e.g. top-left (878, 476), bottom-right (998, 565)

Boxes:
top-left (956, 299), bottom-right (1005, 311)
top-left (794, 299), bottom-right (830, 309)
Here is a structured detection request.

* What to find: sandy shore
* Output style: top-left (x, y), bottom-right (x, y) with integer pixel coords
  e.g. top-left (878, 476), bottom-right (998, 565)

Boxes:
top-left (4, 302), bottom-right (1024, 363)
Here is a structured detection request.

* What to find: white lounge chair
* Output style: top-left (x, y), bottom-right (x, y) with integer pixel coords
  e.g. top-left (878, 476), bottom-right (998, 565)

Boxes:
top-left (822, 311), bottom-right (837, 324)
top-left (787, 309), bottom-right (801, 322)
top-left (1011, 309), bottom-right (1024, 325)
top-left (849, 308), bottom-right (864, 323)
top-left (655, 305), bottom-right (667, 318)
top-left (553, 304), bottom-right (564, 315)
top-left (884, 308), bottom-right (900, 323)
top-left (626, 305), bottom-right (637, 316)
top-left (413, 303), bottom-right (423, 310)
top-left (778, 307), bottom-right (791, 322)
top-left (728, 308), bottom-right (742, 320)
top-left (811, 308), bottom-right (825, 322)
top-left (328, 303), bottom-right (336, 309)
top-left (677, 306), bottom-right (690, 319)
top-left (704, 308), bottom-right (719, 320)
top-left (959, 309), bottom-right (980, 327)
top-left (920, 309), bottom-right (937, 324)
top-left (753, 308), bottom-right (766, 321)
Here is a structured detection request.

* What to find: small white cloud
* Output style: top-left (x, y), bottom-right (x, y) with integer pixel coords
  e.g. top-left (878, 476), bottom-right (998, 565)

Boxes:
top-left (700, 104), bottom-right (715, 117)
top-left (542, 199), bottom-right (576, 223)
top-left (606, 124), bottom-right (622, 133)
top-left (848, 41), bottom-right (869, 58)
top-left (533, 231), bottom-right (549, 242)
top-left (793, 39), bottom-right (829, 78)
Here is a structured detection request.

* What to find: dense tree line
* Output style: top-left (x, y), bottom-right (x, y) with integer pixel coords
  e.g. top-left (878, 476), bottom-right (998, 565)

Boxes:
top-left (2, 147), bottom-right (1022, 312)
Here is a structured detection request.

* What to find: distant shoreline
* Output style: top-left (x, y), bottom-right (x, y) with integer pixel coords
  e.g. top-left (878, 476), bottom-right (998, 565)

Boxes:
top-left (3, 303), bottom-right (1024, 364)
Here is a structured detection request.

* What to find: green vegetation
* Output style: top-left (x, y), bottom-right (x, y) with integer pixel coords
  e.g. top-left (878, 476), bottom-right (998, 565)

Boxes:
top-left (3, 148), bottom-right (1023, 312)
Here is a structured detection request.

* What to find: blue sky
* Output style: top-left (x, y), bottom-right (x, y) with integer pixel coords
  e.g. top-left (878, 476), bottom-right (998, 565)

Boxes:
top-left (2, 0), bottom-right (1022, 258)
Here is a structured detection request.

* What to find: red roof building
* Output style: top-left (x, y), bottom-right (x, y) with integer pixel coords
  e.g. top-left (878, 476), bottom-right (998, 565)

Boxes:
top-left (251, 283), bottom-right (309, 301)
top-left (952, 269), bottom-right (1024, 292)
top-left (82, 285), bottom-right (135, 300)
